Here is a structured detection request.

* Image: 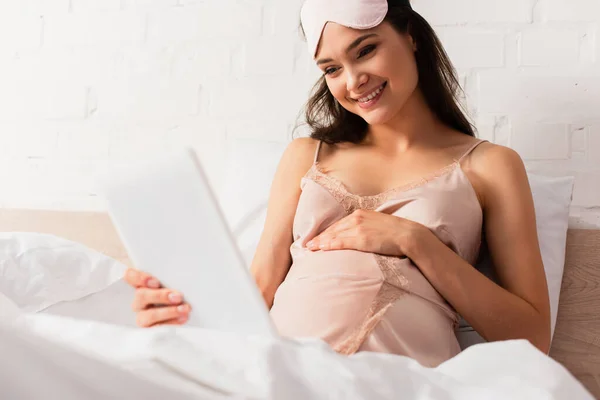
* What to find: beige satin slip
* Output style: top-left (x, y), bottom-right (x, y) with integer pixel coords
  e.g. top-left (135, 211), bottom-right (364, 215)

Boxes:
top-left (269, 140), bottom-right (486, 367)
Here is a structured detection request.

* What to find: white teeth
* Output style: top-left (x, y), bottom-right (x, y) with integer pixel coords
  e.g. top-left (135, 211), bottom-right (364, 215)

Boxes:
top-left (358, 83), bottom-right (385, 103)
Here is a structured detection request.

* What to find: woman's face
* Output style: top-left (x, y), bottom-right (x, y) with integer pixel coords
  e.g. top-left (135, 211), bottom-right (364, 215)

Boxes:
top-left (315, 21), bottom-right (419, 126)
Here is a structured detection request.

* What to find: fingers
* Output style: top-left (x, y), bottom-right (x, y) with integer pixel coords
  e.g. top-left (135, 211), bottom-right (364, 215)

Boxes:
top-left (308, 211), bottom-right (366, 250)
top-left (308, 210), bottom-right (378, 251)
top-left (324, 237), bottom-right (344, 251)
top-left (124, 268), bottom-right (161, 289)
top-left (136, 304), bottom-right (191, 328)
top-left (328, 210), bottom-right (366, 232)
top-left (160, 315), bottom-right (192, 326)
top-left (318, 236), bottom-right (352, 251)
top-left (125, 269), bottom-right (191, 328)
top-left (132, 288), bottom-right (184, 311)
top-left (308, 227), bottom-right (354, 251)
top-left (316, 217), bottom-right (346, 238)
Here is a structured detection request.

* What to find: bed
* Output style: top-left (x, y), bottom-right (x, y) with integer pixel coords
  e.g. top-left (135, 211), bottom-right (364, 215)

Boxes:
top-left (1, 208), bottom-right (599, 398)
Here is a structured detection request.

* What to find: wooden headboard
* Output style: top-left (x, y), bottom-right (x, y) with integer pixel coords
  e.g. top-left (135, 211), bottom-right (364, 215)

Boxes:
top-left (549, 229), bottom-right (600, 397)
top-left (0, 209), bottom-right (599, 396)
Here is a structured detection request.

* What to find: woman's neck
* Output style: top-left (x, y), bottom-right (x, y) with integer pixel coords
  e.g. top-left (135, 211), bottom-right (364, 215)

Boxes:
top-left (365, 88), bottom-right (448, 153)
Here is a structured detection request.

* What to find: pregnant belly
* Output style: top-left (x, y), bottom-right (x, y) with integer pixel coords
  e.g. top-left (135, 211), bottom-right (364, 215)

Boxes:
top-left (269, 249), bottom-right (384, 343)
top-left (269, 248), bottom-right (457, 346)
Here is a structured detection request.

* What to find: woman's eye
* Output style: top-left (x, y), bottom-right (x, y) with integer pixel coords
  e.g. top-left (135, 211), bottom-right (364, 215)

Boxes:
top-left (324, 67), bottom-right (338, 75)
top-left (358, 45), bottom-right (376, 58)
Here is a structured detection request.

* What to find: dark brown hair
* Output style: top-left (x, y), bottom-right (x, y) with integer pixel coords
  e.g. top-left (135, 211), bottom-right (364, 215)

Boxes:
top-left (296, 0), bottom-right (476, 144)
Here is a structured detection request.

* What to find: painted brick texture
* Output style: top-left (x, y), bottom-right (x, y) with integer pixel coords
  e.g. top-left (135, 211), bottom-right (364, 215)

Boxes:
top-left (0, 0), bottom-right (597, 227)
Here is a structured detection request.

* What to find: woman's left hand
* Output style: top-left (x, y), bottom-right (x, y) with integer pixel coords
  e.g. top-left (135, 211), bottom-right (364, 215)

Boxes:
top-left (306, 209), bottom-right (427, 257)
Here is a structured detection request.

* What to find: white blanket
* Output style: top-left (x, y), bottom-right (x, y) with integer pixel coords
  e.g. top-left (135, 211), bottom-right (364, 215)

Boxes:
top-left (1, 313), bottom-right (593, 400)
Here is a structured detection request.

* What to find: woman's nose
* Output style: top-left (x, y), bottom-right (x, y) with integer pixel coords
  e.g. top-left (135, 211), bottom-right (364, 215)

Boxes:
top-left (346, 68), bottom-right (369, 94)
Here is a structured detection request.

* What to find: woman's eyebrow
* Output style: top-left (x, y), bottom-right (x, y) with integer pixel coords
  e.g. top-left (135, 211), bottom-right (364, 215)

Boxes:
top-left (316, 33), bottom-right (379, 66)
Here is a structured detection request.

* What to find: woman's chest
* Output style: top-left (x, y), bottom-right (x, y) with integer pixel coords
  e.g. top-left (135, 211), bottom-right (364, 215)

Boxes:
top-left (296, 177), bottom-right (479, 231)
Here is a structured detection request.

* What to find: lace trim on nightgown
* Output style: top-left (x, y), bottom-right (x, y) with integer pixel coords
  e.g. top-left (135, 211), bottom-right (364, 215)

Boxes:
top-left (305, 162), bottom-right (460, 214)
top-left (334, 255), bottom-right (410, 355)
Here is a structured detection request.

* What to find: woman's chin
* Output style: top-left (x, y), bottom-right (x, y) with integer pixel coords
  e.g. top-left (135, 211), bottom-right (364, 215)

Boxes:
top-left (361, 109), bottom-right (394, 126)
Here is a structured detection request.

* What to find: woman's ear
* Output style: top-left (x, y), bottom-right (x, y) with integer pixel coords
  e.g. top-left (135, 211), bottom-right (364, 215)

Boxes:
top-left (409, 35), bottom-right (417, 52)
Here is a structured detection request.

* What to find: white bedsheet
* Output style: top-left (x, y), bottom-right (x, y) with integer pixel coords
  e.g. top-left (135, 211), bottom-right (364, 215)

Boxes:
top-left (1, 313), bottom-right (593, 400)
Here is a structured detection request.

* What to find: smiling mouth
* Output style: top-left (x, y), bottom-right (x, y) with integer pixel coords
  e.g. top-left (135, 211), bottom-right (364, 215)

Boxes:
top-left (351, 82), bottom-right (387, 110)
top-left (352, 82), bottom-right (387, 103)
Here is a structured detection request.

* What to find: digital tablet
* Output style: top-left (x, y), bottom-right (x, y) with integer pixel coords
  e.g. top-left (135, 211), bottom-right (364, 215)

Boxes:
top-left (101, 148), bottom-right (276, 337)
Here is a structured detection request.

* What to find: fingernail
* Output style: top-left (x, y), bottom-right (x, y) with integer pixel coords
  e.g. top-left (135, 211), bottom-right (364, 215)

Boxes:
top-left (147, 278), bottom-right (160, 288)
top-left (319, 244), bottom-right (326, 249)
top-left (306, 241), bottom-right (314, 248)
top-left (168, 293), bottom-right (182, 304)
top-left (177, 305), bottom-right (187, 314)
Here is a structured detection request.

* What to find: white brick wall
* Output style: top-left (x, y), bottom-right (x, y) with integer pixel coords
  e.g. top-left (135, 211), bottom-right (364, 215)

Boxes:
top-left (0, 0), bottom-right (598, 228)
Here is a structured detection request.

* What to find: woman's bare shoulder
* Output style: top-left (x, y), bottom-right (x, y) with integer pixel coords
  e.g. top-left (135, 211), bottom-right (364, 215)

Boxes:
top-left (468, 141), bottom-right (524, 176)
top-left (278, 137), bottom-right (319, 181)
top-left (464, 141), bottom-right (529, 210)
top-left (279, 137), bottom-right (321, 175)
top-left (285, 136), bottom-right (320, 157)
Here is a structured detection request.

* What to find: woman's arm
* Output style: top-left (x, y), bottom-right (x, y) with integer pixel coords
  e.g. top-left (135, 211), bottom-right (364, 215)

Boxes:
top-left (405, 144), bottom-right (552, 353)
top-left (249, 137), bottom-right (318, 309)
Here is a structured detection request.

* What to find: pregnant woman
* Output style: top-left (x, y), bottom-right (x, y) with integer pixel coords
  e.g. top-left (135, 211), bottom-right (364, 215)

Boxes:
top-left (125, 0), bottom-right (551, 367)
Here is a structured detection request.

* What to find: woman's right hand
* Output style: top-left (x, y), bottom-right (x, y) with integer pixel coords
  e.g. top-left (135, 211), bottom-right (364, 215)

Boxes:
top-left (124, 268), bottom-right (192, 327)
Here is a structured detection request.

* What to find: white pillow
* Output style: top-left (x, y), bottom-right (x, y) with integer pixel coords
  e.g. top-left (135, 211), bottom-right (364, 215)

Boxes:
top-left (0, 232), bottom-right (127, 317)
top-left (219, 140), bottom-right (574, 348)
top-left (42, 279), bottom-right (135, 327)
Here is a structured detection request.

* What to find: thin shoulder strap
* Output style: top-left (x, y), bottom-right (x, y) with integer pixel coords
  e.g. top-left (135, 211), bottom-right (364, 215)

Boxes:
top-left (458, 139), bottom-right (487, 163)
top-left (313, 140), bottom-right (323, 164)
